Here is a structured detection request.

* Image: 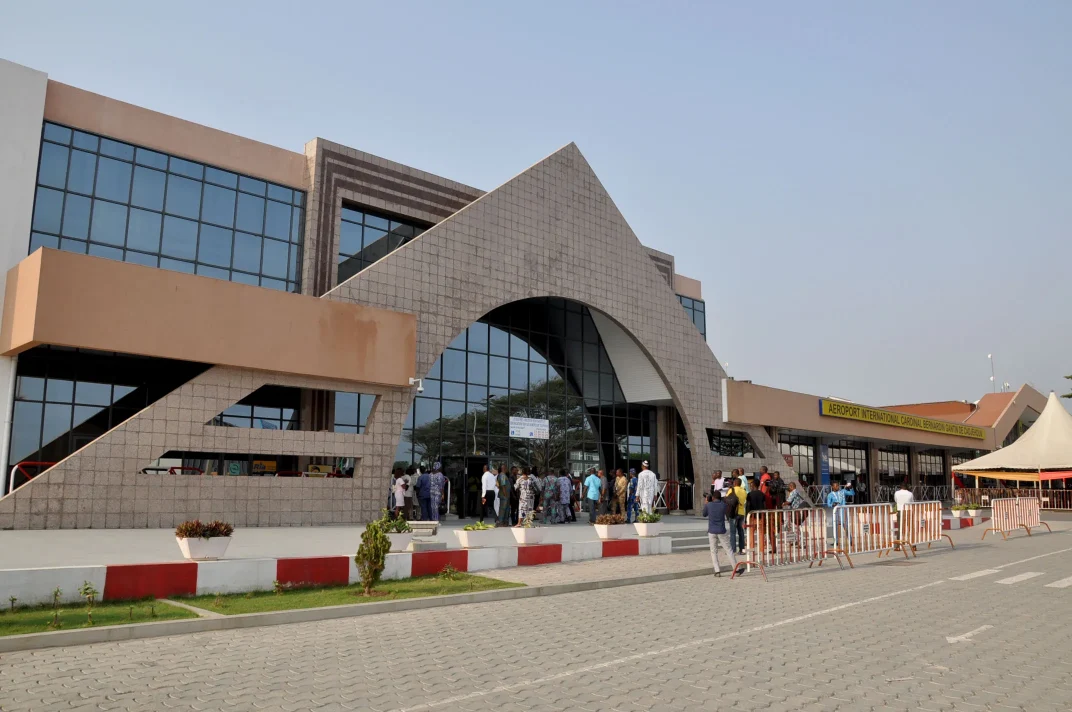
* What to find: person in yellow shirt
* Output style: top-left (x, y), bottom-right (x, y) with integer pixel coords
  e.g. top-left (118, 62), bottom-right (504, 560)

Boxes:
top-left (726, 473), bottom-right (748, 555)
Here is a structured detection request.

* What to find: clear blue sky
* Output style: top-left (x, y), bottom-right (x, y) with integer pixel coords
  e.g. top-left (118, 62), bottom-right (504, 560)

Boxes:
top-left (4, 1), bottom-right (1070, 409)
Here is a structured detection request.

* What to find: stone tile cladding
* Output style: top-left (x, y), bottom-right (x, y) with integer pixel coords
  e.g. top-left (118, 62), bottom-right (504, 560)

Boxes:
top-left (0, 142), bottom-right (792, 530)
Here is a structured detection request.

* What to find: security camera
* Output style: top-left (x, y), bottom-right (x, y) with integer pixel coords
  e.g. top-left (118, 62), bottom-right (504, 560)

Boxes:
top-left (417, 383), bottom-right (424, 394)
top-left (409, 377), bottom-right (424, 394)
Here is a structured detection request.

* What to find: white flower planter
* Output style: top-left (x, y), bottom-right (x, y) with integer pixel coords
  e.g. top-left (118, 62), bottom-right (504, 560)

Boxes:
top-left (455, 530), bottom-right (497, 548)
top-left (593, 524), bottom-right (629, 540)
top-left (633, 522), bottom-right (663, 537)
top-left (948, 510), bottom-right (966, 519)
top-left (176, 536), bottom-right (230, 561)
top-left (387, 533), bottom-right (413, 552)
top-left (511, 528), bottom-right (545, 545)
top-left (967, 509), bottom-right (980, 517)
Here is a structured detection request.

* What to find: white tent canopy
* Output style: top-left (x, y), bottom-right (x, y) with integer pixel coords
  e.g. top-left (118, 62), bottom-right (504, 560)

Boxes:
top-left (953, 392), bottom-right (1072, 479)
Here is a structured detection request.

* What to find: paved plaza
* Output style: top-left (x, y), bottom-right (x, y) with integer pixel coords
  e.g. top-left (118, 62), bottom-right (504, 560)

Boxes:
top-left (3, 518), bottom-right (1072, 711)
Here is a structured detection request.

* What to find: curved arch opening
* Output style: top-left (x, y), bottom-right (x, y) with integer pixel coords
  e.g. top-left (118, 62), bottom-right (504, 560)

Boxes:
top-left (395, 297), bottom-right (692, 516)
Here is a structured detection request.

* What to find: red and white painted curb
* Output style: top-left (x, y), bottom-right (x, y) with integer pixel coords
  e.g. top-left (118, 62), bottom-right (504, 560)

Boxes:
top-left (942, 515), bottom-right (991, 530)
top-left (0, 537), bottom-right (671, 605)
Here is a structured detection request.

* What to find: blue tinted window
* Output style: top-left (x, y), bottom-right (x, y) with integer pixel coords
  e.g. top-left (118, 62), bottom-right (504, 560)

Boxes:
top-left (99, 138), bottom-right (134, 161)
top-left (61, 194), bottom-right (91, 239)
top-left (130, 167), bottom-right (165, 211)
top-left (261, 238), bottom-right (288, 278)
top-left (232, 232), bottom-right (261, 273)
top-left (90, 200), bottom-right (127, 246)
top-left (32, 187), bottom-right (64, 234)
top-left (201, 184), bottom-right (236, 227)
top-left (72, 131), bottom-right (98, 151)
top-left (169, 157), bottom-right (204, 180)
top-left (205, 167), bottom-right (238, 188)
top-left (161, 216), bottom-right (197, 260)
top-left (264, 200), bottom-right (290, 240)
top-left (30, 232), bottom-right (59, 252)
top-left (339, 220), bottom-right (361, 255)
top-left (37, 142), bottom-right (68, 189)
top-left (94, 157), bottom-right (132, 202)
top-left (165, 175), bottom-right (201, 219)
top-left (43, 124), bottom-right (71, 144)
top-left (198, 225), bottom-right (232, 267)
top-left (32, 123), bottom-right (304, 292)
top-left (236, 193), bottom-right (264, 233)
top-left (126, 208), bottom-right (161, 252)
top-left (67, 150), bottom-right (96, 194)
top-left (239, 176), bottom-right (266, 196)
top-left (135, 148), bottom-right (168, 170)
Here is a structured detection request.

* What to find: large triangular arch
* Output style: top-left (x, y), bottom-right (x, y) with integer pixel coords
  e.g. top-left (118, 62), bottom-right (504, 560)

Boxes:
top-left (327, 143), bottom-right (793, 516)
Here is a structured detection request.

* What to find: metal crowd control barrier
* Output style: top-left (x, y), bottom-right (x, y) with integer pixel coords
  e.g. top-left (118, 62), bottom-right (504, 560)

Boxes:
top-left (892, 501), bottom-right (953, 556)
top-left (731, 508), bottom-right (846, 582)
top-left (831, 503), bottom-right (896, 561)
top-left (983, 497), bottom-right (1051, 540)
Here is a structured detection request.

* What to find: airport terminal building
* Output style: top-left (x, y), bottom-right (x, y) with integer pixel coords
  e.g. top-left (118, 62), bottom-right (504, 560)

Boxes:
top-left (0, 60), bottom-right (1043, 529)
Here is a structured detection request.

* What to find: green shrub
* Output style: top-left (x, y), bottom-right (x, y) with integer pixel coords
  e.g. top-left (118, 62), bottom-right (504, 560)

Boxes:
top-left (379, 509), bottom-right (412, 533)
top-left (175, 519), bottom-right (234, 539)
top-left (355, 519), bottom-right (391, 595)
top-left (462, 521), bottom-right (494, 531)
top-left (636, 510), bottom-right (662, 523)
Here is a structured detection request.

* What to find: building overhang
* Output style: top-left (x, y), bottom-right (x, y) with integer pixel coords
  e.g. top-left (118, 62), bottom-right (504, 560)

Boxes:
top-left (0, 249), bottom-right (416, 387)
top-left (723, 379), bottom-right (997, 449)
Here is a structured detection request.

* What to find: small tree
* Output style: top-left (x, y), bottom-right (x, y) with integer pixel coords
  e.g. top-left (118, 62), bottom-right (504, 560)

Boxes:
top-left (78, 581), bottom-right (99, 625)
top-left (354, 519), bottom-right (391, 596)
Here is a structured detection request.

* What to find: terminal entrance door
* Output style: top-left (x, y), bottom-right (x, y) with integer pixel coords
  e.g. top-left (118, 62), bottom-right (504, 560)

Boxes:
top-left (442, 456), bottom-right (487, 519)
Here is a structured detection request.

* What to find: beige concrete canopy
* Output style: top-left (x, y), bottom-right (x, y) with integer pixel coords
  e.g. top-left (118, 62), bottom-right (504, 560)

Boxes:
top-left (953, 393), bottom-right (1072, 480)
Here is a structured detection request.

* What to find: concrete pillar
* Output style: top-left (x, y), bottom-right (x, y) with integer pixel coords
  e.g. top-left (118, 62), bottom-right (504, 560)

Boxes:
top-left (0, 60), bottom-right (47, 494)
top-left (909, 447), bottom-right (920, 488)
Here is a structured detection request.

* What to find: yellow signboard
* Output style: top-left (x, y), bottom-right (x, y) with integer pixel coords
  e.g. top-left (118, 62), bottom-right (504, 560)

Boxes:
top-left (818, 400), bottom-right (987, 440)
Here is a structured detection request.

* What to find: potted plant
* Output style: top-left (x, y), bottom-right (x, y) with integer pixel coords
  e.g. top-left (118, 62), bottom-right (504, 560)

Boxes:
top-left (966, 505), bottom-right (982, 517)
top-left (380, 510), bottom-right (413, 552)
top-left (949, 504), bottom-right (970, 518)
top-left (175, 519), bottom-right (234, 560)
top-left (511, 512), bottom-right (545, 545)
top-left (593, 513), bottom-right (629, 540)
top-left (455, 520), bottom-right (496, 548)
top-left (634, 510), bottom-right (663, 537)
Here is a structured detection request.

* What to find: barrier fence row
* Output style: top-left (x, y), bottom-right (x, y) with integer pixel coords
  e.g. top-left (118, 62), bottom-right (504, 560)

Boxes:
top-left (731, 508), bottom-right (846, 582)
top-left (983, 497), bottom-right (1052, 540)
top-left (891, 501), bottom-right (954, 556)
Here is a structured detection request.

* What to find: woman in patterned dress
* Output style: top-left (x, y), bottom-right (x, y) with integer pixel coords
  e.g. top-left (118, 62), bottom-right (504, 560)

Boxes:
top-left (514, 468), bottom-right (537, 525)
top-left (541, 470), bottom-right (559, 524)
top-left (429, 462), bottom-right (445, 521)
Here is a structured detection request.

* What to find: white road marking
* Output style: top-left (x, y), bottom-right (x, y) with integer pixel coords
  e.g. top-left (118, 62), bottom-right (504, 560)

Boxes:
top-left (946, 625), bottom-right (993, 644)
top-left (1045, 575), bottom-right (1072, 589)
top-left (386, 580), bottom-right (945, 712)
top-left (996, 572), bottom-right (1045, 585)
top-left (993, 546), bottom-right (1072, 570)
top-left (950, 569), bottom-right (999, 581)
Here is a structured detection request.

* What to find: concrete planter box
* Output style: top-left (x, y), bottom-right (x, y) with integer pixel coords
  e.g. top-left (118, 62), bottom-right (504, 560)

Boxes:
top-left (387, 533), bottom-right (413, 552)
top-left (633, 522), bottom-right (663, 538)
top-left (948, 510), bottom-right (967, 518)
top-left (593, 524), bottom-right (629, 540)
top-left (176, 536), bottom-right (230, 561)
top-left (967, 509), bottom-right (981, 517)
top-left (510, 528), bottom-right (546, 545)
top-left (455, 530), bottom-right (496, 548)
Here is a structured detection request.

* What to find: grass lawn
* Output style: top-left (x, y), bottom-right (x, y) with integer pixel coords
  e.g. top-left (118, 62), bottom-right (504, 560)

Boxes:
top-left (179, 573), bottom-right (524, 615)
top-left (0, 600), bottom-right (196, 637)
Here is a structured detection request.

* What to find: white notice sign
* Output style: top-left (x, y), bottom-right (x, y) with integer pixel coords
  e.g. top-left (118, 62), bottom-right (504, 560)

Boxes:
top-left (509, 416), bottom-right (550, 440)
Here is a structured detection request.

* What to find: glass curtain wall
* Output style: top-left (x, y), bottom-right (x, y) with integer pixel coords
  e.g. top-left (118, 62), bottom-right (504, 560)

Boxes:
top-left (918, 449), bottom-right (946, 487)
top-left (778, 434), bottom-right (815, 484)
top-left (31, 122), bottom-right (304, 292)
top-left (877, 445), bottom-right (909, 488)
top-left (6, 346), bottom-right (209, 493)
top-left (396, 298), bottom-right (657, 481)
top-left (337, 205), bottom-right (427, 284)
top-left (829, 440), bottom-right (869, 497)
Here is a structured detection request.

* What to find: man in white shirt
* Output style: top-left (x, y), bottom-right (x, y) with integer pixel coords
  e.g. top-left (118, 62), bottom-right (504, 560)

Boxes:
top-left (480, 464), bottom-right (498, 523)
top-left (637, 461), bottom-right (658, 515)
top-left (893, 483), bottom-right (915, 510)
top-left (712, 470), bottom-right (725, 496)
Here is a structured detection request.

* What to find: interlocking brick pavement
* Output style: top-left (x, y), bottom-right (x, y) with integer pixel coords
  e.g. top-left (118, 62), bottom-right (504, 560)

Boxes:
top-left (2, 523), bottom-right (1071, 711)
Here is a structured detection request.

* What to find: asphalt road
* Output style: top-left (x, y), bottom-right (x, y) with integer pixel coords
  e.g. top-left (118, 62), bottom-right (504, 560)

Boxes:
top-left (3, 524), bottom-right (1072, 711)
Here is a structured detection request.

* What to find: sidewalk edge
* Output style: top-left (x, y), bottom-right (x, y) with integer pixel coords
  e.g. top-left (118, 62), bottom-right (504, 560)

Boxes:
top-left (0, 566), bottom-right (711, 654)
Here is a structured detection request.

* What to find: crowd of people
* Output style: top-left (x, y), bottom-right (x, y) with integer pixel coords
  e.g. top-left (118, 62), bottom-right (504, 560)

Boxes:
top-left (701, 466), bottom-right (836, 576)
top-left (389, 460), bottom-right (664, 527)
